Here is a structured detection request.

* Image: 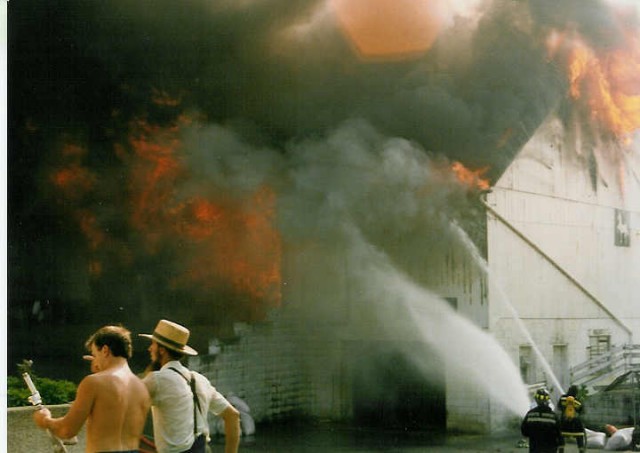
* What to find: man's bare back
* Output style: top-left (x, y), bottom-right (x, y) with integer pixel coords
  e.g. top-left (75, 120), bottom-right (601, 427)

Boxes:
top-left (33, 325), bottom-right (151, 453)
top-left (84, 364), bottom-right (150, 452)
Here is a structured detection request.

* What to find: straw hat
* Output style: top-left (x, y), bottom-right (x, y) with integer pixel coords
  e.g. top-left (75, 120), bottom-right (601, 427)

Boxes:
top-left (139, 319), bottom-right (198, 356)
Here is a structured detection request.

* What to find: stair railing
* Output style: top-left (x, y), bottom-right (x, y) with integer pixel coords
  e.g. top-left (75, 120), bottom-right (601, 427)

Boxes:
top-left (570, 344), bottom-right (640, 388)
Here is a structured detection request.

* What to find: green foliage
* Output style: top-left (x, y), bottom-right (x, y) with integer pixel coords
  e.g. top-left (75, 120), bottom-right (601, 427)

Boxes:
top-left (7, 375), bottom-right (77, 407)
top-left (578, 385), bottom-right (590, 404)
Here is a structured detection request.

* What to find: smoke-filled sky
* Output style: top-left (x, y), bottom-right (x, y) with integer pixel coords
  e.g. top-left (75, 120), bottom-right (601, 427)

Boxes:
top-left (8, 0), bottom-right (640, 332)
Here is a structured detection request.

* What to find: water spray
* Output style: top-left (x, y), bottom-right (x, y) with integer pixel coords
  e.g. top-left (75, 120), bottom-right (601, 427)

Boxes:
top-left (344, 224), bottom-right (532, 417)
top-left (449, 220), bottom-right (565, 395)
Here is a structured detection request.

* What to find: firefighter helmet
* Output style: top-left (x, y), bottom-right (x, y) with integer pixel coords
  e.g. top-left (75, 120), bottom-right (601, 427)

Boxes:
top-left (534, 388), bottom-right (551, 405)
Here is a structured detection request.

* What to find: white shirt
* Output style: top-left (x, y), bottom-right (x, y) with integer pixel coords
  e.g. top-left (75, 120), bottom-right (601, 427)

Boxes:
top-left (142, 361), bottom-right (231, 453)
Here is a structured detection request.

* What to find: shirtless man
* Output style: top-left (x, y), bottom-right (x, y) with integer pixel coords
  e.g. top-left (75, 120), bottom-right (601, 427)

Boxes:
top-left (33, 325), bottom-right (151, 453)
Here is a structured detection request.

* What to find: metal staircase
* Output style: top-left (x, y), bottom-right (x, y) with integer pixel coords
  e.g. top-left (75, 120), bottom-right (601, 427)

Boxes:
top-left (570, 344), bottom-right (640, 391)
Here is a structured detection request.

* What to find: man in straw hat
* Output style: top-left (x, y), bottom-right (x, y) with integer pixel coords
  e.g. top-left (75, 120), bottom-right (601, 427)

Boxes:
top-left (33, 325), bottom-right (151, 453)
top-left (140, 319), bottom-right (240, 453)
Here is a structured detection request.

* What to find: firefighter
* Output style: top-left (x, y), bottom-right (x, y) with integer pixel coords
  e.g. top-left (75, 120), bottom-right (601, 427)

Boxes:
top-left (521, 388), bottom-right (563, 453)
top-left (557, 385), bottom-right (587, 453)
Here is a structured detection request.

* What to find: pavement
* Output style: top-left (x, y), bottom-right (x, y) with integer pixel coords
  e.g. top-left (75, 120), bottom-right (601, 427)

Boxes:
top-left (214, 423), bottom-right (637, 452)
top-left (213, 424), bottom-right (556, 452)
top-left (8, 409), bottom-right (633, 453)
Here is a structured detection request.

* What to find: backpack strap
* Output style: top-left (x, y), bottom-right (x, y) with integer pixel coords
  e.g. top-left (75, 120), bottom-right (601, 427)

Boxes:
top-left (169, 367), bottom-right (202, 435)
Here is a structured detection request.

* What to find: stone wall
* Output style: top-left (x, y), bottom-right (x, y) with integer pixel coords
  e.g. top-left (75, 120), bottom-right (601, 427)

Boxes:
top-left (7, 405), bottom-right (87, 453)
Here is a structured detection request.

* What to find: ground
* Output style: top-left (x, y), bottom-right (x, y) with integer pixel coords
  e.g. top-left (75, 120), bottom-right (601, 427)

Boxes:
top-left (8, 410), bottom-right (632, 453)
top-left (211, 423), bottom-right (607, 452)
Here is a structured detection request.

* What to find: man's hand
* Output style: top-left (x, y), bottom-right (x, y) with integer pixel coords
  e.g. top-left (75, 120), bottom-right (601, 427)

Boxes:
top-left (33, 407), bottom-right (52, 429)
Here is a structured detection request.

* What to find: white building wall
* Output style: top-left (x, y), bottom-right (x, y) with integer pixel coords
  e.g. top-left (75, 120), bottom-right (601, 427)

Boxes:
top-left (423, 243), bottom-right (493, 432)
top-left (486, 114), bottom-right (640, 395)
top-left (192, 236), bottom-right (494, 431)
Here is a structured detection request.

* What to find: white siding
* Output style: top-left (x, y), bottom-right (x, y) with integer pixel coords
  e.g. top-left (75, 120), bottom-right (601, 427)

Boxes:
top-left (486, 114), bottom-right (640, 392)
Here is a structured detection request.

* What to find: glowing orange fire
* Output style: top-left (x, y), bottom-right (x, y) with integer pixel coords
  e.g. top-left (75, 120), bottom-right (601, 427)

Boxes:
top-left (50, 106), bottom-right (282, 319)
top-left (126, 114), bottom-right (282, 316)
top-left (559, 21), bottom-right (640, 141)
top-left (127, 116), bottom-right (186, 252)
top-left (50, 143), bottom-right (110, 276)
top-left (174, 188), bottom-right (282, 313)
top-left (50, 143), bottom-right (97, 200)
top-left (451, 161), bottom-right (490, 191)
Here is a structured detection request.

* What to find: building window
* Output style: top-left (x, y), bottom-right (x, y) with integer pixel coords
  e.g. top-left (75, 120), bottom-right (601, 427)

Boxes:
top-left (553, 344), bottom-right (569, 393)
top-left (519, 345), bottom-right (535, 384)
top-left (588, 330), bottom-right (611, 359)
top-left (614, 209), bottom-right (631, 247)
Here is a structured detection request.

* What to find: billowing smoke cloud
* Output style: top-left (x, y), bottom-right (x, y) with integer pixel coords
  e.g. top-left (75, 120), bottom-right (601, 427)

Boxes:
top-left (9, 0), bottom-right (639, 404)
top-left (180, 117), bottom-right (473, 283)
top-left (11, 0), bottom-right (567, 166)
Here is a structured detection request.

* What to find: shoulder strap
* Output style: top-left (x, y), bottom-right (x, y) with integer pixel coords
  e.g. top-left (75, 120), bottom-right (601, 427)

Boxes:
top-left (169, 367), bottom-right (202, 435)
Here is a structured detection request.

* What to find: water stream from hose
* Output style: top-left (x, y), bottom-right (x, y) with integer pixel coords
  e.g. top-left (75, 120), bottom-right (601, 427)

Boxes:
top-left (450, 220), bottom-right (565, 395)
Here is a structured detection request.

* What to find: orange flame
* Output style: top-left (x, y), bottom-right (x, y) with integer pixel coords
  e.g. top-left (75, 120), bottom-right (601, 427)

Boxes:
top-left (76, 209), bottom-right (106, 251)
top-left (174, 187), bottom-right (282, 315)
top-left (562, 23), bottom-right (640, 141)
top-left (50, 143), bottom-right (97, 200)
top-left (127, 117), bottom-right (186, 252)
top-left (50, 108), bottom-right (282, 320)
top-left (451, 161), bottom-right (491, 191)
top-left (51, 165), bottom-right (97, 200)
top-left (124, 113), bottom-right (282, 317)
top-left (50, 142), bottom-right (118, 276)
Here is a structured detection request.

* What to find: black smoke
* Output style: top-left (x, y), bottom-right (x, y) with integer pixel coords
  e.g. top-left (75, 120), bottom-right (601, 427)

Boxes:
top-left (10, 0), bottom-right (634, 378)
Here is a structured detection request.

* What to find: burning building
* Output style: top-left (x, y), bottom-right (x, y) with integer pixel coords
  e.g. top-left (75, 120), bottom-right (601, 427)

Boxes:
top-left (8, 0), bottom-right (640, 434)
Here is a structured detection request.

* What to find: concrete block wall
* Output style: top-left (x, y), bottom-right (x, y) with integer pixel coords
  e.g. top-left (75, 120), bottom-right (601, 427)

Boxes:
top-left (584, 391), bottom-right (640, 428)
top-left (188, 309), bottom-right (315, 424)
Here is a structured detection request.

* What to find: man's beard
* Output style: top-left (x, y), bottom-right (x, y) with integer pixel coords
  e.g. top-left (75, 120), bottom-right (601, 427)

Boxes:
top-left (143, 359), bottom-right (162, 375)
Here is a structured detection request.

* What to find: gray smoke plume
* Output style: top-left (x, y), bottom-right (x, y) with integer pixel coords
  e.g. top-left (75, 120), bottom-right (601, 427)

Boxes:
top-left (9, 0), bottom-right (638, 392)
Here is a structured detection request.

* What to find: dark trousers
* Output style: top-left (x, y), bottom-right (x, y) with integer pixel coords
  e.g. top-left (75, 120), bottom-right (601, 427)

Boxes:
top-left (180, 434), bottom-right (207, 453)
top-left (559, 430), bottom-right (586, 453)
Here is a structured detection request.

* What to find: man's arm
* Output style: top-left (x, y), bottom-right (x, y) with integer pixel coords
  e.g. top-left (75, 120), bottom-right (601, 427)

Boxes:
top-left (33, 375), bottom-right (96, 440)
top-left (220, 405), bottom-right (240, 453)
top-left (203, 377), bottom-right (240, 453)
top-left (141, 373), bottom-right (156, 399)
